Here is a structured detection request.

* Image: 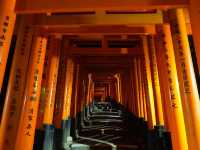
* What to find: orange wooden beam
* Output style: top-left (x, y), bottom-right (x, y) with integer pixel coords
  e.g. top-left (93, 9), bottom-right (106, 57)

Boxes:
top-left (66, 48), bottom-right (142, 56)
top-left (15, 0), bottom-right (187, 14)
top-left (32, 12), bottom-right (163, 26)
top-left (39, 25), bottom-right (156, 35)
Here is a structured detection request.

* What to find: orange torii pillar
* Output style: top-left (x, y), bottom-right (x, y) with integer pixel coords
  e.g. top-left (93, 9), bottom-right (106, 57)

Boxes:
top-left (188, 0), bottom-right (200, 72)
top-left (143, 58), bottom-right (155, 128)
top-left (42, 36), bottom-right (61, 150)
top-left (14, 34), bottom-right (47, 150)
top-left (127, 68), bottom-right (135, 114)
top-left (80, 77), bottom-right (87, 111)
top-left (116, 76), bottom-right (121, 104)
top-left (53, 49), bottom-right (66, 130)
top-left (34, 36), bottom-right (51, 150)
top-left (118, 74), bottom-right (123, 104)
top-left (52, 49), bottom-right (74, 149)
top-left (141, 77), bottom-right (148, 122)
top-left (168, 9), bottom-right (200, 150)
top-left (114, 74), bottom-right (120, 104)
top-left (70, 63), bottom-right (80, 137)
top-left (121, 74), bottom-right (126, 107)
top-left (36, 50), bottom-right (50, 130)
top-left (148, 35), bottom-right (165, 128)
top-left (130, 64), bottom-right (137, 115)
top-left (155, 28), bottom-right (178, 143)
top-left (133, 58), bottom-right (141, 118)
top-left (140, 59), bottom-right (148, 122)
top-left (142, 35), bottom-right (156, 129)
top-left (108, 83), bottom-right (111, 96)
top-left (0, 17), bottom-right (34, 150)
top-left (114, 74), bottom-right (122, 104)
top-left (0, 0), bottom-right (16, 91)
top-left (36, 36), bottom-right (50, 131)
top-left (86, 73), bottom-right (92, 104)
top-left (61, 58), bottom-right (74, 148)
top-left (90, 81), bottom-right (95, 103)
top-left (156, 24), bottom-right (188, 150)
top-left (87, 75), bottom-right (93, 103)
top-left (114, 82), bottom-right (119, 103)
top-left (137, 58), bottom-right (145, 119)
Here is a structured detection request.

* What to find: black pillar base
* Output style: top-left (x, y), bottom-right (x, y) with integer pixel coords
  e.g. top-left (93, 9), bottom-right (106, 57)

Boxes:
top-left (61, 118), bottom-right (73, 149)
top-left (147, 126), bottom-right (172, 150)
top-left (33, 129), bottom-right (45, 150)
top-left (43, 124), bottom-right (55, 150)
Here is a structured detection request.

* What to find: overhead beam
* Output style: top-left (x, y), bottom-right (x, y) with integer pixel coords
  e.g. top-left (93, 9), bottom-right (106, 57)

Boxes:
top-left (66, 47), bottom-right (142, 56)
top-left (15, 0), bottom-right (188, 14)
top-left (79, 56), bottom-right (135, 63)
top-left (40, 25), bottom-right (156, 35)
top-left (33, 12), bottom-right (163, 26)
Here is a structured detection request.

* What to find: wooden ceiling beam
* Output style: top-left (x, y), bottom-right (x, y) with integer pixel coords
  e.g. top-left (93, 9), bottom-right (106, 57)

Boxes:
top-left (66, 48), bottom-right (142, 56)
top-left (33, 12), bottom-right (163, 26)
top-left (15, 0), bottom-right (188, 14)
top-left (39, 25), bottom-right (156, 35)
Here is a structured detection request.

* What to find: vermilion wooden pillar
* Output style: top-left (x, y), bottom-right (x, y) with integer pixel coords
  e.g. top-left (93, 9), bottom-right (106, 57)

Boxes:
top-left (114, 74), bottom-right (122, 104)
top-left (130, 64), bottom-right (137, 115)
top-left (133, 58), bottom-right (141, 117)
top-left (62, 58), bottom-right (74, 124)
top-left (155, 29), bottom-right (177, 139)
top-left (142, 35), bottom-right (156, 129)
top-left (14, 34), bottom-right (47, 150)
top-left (36, 46), bottom-right (50, 130)
top-left (156, 24), bottom-right (188, 150)
top-left (168, 9), bottom-right (200, 150)
top-left (141, 59), bottom-right (148, 122)
top-left (42, 36), bottom-right (61, 150)
top-left (0, 17), bottom-right (33, 150)
top-left (53, 42), bottom-right (68, 129)
top-left (86, 74), bottom-right (92, 105)
top-left (43, 36), bottom-right (60, 125)
top-left (71, 63), bottom-right (80, 119)
top-left (143, 59), bottom-right (154, 128)
top-left (137, 58), bottom-right (144, 118)
top-left (154, 34), bottom-right (171, 131)
top-left (148, 35), bottom-right (165, 126)
top-left (0, 0), bottom-right (16, 91)
top-left (60, 58), bottom-right (74, 148)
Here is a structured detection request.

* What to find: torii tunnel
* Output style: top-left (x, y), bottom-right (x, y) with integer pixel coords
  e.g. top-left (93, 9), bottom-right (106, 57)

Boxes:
top-left (1, 0), bottom-right (200, 150)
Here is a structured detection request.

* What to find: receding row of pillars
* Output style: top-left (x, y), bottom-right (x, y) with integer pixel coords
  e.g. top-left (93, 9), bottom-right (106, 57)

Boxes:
top-left (112, 10), bottom-right (200, 150)
top-left (119, 10), bottom-right (200, 150)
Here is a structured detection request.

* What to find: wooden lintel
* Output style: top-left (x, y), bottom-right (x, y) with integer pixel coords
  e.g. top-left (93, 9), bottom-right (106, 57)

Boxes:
top-left (33, 12), bottom-right (163, 26)
top-left (15, 0), bottom-right (188, 14)
top-left (39, 25), bottom-right (156, 35)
